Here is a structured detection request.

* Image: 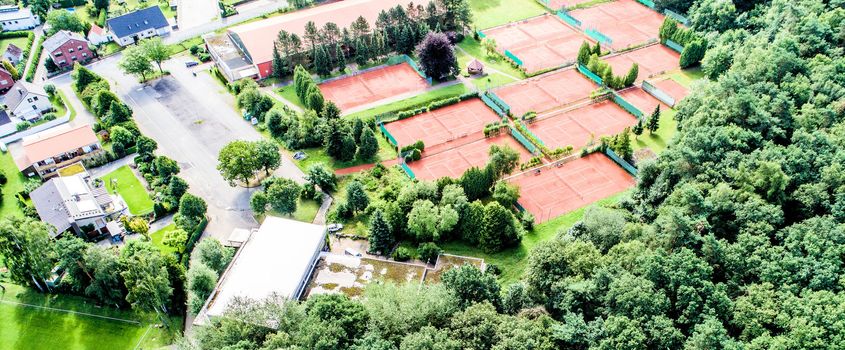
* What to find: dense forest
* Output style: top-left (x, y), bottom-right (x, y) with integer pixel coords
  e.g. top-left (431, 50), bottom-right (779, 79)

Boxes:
top-left (179, 0), bottom-right (845, 348)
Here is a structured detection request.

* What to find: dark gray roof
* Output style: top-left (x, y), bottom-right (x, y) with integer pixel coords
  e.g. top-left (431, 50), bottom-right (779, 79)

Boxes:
top-left (43, 30), bottom-right (88, 53)
top-left (4, 80), bottom-right (48, 112)
top-left (30, 175), bottom-right (110, 236)
top-left (106, 6), bottom-right (168, 39)
top-left (0, 110), bottom-right (9, 126)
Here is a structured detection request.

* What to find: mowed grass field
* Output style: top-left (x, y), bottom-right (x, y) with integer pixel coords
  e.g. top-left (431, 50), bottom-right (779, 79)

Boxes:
top-left (0, 151), bottom-right (28, 218)
top-left (101, 165), bottom-right (154, 215)
top-left (469, 0), bottom-right (548, 30)
top-left (0, 283), bottom-right (181, 350)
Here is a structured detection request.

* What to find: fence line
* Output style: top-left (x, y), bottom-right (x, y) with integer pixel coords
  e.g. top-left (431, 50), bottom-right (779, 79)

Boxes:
top-left (642, 80), bottom-right (676, 107)
top-left (664, 39), bottom-right (685, 53)
top-left (611, 92), bottom-right (644, 119)
top-left (577, 63), bottom-right (603, 85)
top-left (604, 148), bottom-right (637, 175)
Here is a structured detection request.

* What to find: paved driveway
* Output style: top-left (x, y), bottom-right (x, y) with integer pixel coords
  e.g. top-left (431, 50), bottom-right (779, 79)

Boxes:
top-left (50, 55), bottom-right (307, 240)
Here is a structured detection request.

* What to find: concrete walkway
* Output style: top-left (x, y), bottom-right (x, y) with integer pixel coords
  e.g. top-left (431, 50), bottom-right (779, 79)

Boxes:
top-left (85, 153), bottom-right (138, 178)
top-left (260, 86), bottom-right (303, 113)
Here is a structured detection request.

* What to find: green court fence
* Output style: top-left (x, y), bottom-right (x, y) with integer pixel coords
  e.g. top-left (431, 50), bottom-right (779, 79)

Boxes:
top-left (577, 64), bottom-right (603, 85)
top-left (477, 30), bottom-right (487, 38)
top-left (642, 80), bottom-right (676, 107)
top-left (664, 39), bottom-right (684, 53)
top-left (485, 91), bottom-right (511, 114)
top-left (400, 162), bottom-right (417, 179)
top-left (605, 148), bottom-right (637, 175)
top-left (612, 92), bottom-right (644, 118)
top-left (388, 54), bottom-right (431, 83)
top-left (504, 49), bottom-right (524, 66)
top-left (557, 10), bottom-right (582, 28)
top-left (520, 122), bottom-right (546, 146)
top-left (637, 0), bottom-right (656, 9)
top-left (585, 28), bottom-right (612, 45)
top-left (509, 126), bottom-right (540, 155)
top-left (481, 94), bottom-right (507, 116)
top-left (664, 9), bottom-right (690, 26)
top-left (379, 122), bottom-right (398, 145)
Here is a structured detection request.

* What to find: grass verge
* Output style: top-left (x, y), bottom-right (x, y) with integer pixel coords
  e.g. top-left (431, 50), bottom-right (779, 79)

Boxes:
top-left (274, 86), bottom-right (307, 110)
top-left (469, 0), bottom-right (547, 30)
top-left (457, 38), bottom-right (526, 80)
top-left (0, 151), bottom-right (27, 218)
top-left (344, 83), bottom-right (470, 120)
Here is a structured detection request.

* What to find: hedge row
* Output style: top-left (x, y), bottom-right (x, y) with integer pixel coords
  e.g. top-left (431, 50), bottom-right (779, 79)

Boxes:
top-left (392, 91), bottom-right (479, 120)
top-left (519, 156), bottom-right (543, 171)
top-left (25, 36), bottom-right (46, 82)
top-left (180, 218), bottom-right (210, 265)
top-left (514, 121), bottom-right (574, 160)
top-left (483, 121), bottom-right (508, 137)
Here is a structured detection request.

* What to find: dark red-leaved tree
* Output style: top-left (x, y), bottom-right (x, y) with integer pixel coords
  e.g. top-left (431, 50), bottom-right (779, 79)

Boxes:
top-left (416, 32), bottom-right (459, 81)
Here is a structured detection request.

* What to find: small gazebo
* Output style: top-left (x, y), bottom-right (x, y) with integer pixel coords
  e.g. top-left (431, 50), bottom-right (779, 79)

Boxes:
top-left (467, 59), bottom-right (484, 75)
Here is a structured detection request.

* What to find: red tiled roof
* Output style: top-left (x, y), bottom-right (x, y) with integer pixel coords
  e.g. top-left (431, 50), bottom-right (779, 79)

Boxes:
top-left (228, 0), bottom-right (413, 65)
top-left (15, 124), bottom-right (99, 170)
top-left (89, 23), bottom-right (104, 36)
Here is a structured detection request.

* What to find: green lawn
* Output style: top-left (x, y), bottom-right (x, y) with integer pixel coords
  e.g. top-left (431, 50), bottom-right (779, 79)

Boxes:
top-left (344, 83), bottom-right (471, 120)
top-left (57, 91), bottom-right (77, 121)
top-left (0, 283), bottom-right (182, 350)
top-left (669, 67), bottom-right (706, 88)
top-left (260, 198), bottom-right (322, 223)
top-left (150, 223), bottom-right (178, 255)
top-left (442, 191), bottom-right (629, 284)
top-left (71, 6), bottom-right (97, 26)
top-left (0, 151), bottom-right (27, 218)
top-left (275, 86), bottom-right (307, 110)
top-left (633, 108), bottom-right (677, 154)
top-left (469, 0), bottom-right (548, 30)
top-left (99, 42), bottom-right (123, 56)
top-left (457, 38), bottom-right (526, 80)
top-left (294, 133), bottom-right (398, 171)
top-left (101, 166), bottom-right (154, 215)
top-left (0, 37), bottom-right (27, 60)
top-left (468, 72), bottom-right (516, 90)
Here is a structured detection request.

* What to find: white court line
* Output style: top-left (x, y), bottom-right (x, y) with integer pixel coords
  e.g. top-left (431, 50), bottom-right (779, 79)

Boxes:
top-left (0, 299), bottom-right (141, 325)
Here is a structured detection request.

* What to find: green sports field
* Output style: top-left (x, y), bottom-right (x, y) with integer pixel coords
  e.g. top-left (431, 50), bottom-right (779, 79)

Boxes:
top-left (0, 283), bottom-right (181, 350)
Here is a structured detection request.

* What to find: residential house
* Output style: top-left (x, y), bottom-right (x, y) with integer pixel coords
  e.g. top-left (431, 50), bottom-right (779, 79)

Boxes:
top-left (0, 67), bottom-right (15, 94)
top-left (14, 123), bottom-right (103, 179)
top-left (106, 6), bottom-right (171, 47)
top-left (3, 43), bottom-right (22, 65)
top-left (4, 81), bottom-right (51, 120)
top-left (86, 24), bottom-right (112, 45)
top-left (0, 5), bottom-right (39, 31)
top-left (30, 174), bottom-right (119, 237)
top-left (43, 30), bottom-right (95, 70)
top-left (0, 109), bottom-right (12, 136)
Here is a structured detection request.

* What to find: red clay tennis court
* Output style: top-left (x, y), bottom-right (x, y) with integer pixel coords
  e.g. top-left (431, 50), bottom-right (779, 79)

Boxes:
top-left (319, 63), bottom-right (429, 111)
top-left (570, 0), bottom-right (664, 50)
top-left (652, 78), bottom-right (688, 102)
top-left (606, 44), bottom-right (680, 81)
top-left (384, 98), bottom-right (501, 148)
top-left (526, 100), bottom-right (638, 150)
top-left (482, 15), bottom-right (590, 74)
top-left (409, 134), bottom-right (534, 180)
top-left (618, 87), bottom-right (667, 114)
top-left (509, 153), bottom-right (635, 222)
top-left (495, 68), bottom-right (596, 118)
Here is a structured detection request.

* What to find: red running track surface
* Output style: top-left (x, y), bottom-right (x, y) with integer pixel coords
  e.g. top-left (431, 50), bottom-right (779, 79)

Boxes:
top-left (319, 63), bottom-right (429, 111)
top-left (508, 153), bottom-right (635, 222)
top-left (617, 86), bottom-right (668, 114)
top-left (526, 100), bottom-right (638, 150)
top-left (409, 134), bottom-right (535, 180)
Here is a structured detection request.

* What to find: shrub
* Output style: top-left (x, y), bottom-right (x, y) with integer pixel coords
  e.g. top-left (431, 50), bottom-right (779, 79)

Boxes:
top-left (391, 246), bottom-right (412, 261)
top-left (417, 242), bottom-right (442, 264)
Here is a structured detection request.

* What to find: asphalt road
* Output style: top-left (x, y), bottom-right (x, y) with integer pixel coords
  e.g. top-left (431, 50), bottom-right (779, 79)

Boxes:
top-left (49, 55), bottom-right (307, 240)
top-left (177, 0), bottom-right (220, 30)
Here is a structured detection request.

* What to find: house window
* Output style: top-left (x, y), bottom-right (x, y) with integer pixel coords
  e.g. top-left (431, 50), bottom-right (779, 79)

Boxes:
top-left (32, 96), bottom-right (38, 101)
top-left (71, 56), bottom-right (77, 61)
top-left (68, 48), bottom-right (74, 53)
top-left (82, 53), bottom-right (87, 58)
top-left (54, 52), bottom-right (62, 57)
top-left (26, 97), bottom-right (32, 103)
top-left (0, 80), bottom-right (7, 84)
top-left (77, 46), bottom-right (83, 50)
top-left (31, 105), bottom-right (36, 110)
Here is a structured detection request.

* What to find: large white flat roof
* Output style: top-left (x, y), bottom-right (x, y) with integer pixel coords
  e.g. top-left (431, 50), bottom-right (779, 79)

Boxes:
top-left (204, 216), bottom-right (326, 319)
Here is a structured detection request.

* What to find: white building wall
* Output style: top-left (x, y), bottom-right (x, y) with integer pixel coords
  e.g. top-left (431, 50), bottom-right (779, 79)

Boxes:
top-left (0, 14), bottom-right (39, 31)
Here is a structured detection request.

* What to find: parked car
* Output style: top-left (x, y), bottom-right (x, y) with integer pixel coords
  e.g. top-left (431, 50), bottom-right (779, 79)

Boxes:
top-left (185, 61), bottom-right (199, 67)
top-left (293, 151), bottom-right (307, 160)
top-left (328, 223), bottom-right (343, 232)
